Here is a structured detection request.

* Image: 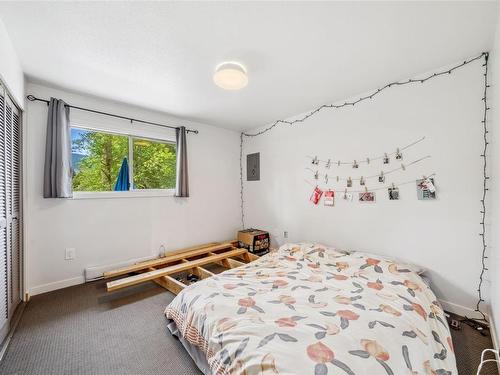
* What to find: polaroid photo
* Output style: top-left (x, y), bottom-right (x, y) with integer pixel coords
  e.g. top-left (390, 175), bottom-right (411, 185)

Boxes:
top-left (324, 190), bottom-right (334, 206)
top-left (359, 192), bottom-right (376, 203)
top-left (347, 178), bottom-right (352, 187)
top-left (343, 192), bottom-right (353, 202)
top-left (416, 178), bottom-right (436, 200)
top-left (388, 187), bottom-right (400, 200)
top-left (383, 154), bottom-right (390, 164)
top-left (310, 186), bottom-right (323, 205)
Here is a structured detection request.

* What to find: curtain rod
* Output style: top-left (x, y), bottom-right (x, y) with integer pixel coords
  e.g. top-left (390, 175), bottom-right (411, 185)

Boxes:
top-left (26, 95), bottom-right (199, 134)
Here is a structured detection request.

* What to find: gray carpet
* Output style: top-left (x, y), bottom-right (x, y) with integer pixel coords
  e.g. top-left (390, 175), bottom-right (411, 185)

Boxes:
top-left (0, 279), bottom-right (202, 375)
top-left (0, 279), bottom-right (497, 374)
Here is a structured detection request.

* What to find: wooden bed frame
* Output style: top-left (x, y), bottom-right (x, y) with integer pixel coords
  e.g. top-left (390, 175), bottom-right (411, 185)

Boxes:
top-left (104, 241), bottom-right (259, 294)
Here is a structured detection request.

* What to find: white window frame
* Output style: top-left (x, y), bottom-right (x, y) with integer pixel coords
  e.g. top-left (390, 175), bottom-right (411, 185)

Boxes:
top-left (70, 125), bottom-right (176, 199)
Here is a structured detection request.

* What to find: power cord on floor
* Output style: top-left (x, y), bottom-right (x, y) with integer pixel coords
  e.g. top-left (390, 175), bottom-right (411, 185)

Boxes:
top-left (476, 349), bottom-right (499, 375)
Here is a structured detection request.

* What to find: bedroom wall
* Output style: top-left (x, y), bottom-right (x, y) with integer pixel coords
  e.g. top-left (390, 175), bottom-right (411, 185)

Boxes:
top-left (24, 82), bottom-right (241, 295)
top-left (242, 58), bottom-right (488, 318)
top-left (0, 18), bottom-right (23, 108)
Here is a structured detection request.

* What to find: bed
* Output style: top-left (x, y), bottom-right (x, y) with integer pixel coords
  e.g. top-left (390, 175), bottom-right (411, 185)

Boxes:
top-left (165, 242), bottom-right (456, 375)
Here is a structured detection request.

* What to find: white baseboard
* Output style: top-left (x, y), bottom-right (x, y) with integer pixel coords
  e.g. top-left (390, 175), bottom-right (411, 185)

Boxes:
top-left (29, 276), bottom-right (85, 296)
top-left (439, 299), bottom-right (489, 321)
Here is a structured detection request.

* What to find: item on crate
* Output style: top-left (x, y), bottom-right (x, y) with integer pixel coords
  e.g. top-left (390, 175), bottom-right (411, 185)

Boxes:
top-left (310, 186), bottom-right (323, 204)
top-left (237, 229), bottom-right (270, 256)
top-left (324, 190), bottom-right (334, 206)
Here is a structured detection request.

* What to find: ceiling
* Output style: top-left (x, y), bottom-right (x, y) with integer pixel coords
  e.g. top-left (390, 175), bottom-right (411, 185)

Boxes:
top-left (0, 1), bottom-right (498, 130)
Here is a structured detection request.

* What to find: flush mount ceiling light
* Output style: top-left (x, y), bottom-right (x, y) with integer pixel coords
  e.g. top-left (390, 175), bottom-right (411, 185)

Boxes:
top-left (213, 62), bottom-right (248, 90)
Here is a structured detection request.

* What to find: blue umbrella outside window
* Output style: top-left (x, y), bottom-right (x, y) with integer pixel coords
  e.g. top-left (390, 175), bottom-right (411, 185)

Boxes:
top-left (114, 157), bottom-right (130, 191)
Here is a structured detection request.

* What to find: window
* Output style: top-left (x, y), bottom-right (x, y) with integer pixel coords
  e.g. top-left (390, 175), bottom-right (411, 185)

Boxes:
top-left (71, 128), bottom-right (176, 193)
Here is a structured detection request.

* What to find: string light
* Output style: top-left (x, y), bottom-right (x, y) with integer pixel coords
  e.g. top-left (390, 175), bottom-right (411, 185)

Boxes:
top-left (239, 52), bottom-right (490, 320)
top-left (476, 52), bottom-right (489, 322)
top-left (306, 155), bottom-right (431, 183)
top-left (304, 173), bottom-right (436, 193)
top-left (306, 136), bottom-right (426, 166)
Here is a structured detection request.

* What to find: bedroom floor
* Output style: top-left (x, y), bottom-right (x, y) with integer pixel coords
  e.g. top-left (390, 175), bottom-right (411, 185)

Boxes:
top-left (0, 279), bottom-right (497, 375)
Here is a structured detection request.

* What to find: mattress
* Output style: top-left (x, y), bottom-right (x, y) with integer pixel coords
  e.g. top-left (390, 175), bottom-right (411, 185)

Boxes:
top-left (165, 242), bottom-right (456, 374)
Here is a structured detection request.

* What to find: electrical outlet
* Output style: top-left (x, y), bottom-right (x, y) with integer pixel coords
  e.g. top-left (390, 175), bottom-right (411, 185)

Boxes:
top-left (65, 248), bottom-right (76, 260)
top-left (283, 231), bottom-right (288, 239)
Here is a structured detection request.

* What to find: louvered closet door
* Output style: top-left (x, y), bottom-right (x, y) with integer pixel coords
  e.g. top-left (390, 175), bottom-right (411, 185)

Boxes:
top-left (5, 95), bottom-right (21, 318)
top-left (0, 85), bottom-right (7, 342)
top-left (10, 106), bottom-right (20, 314)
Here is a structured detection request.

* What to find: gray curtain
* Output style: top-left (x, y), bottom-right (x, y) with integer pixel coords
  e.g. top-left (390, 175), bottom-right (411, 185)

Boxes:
top-left (43, 98), bottom-right (73, 198)
top-left (175, 126), bottom-right (189, 197)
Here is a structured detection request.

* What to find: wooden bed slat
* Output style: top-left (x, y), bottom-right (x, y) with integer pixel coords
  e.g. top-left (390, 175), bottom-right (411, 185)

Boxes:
top-left (209, 252), bottom-right (245, 269)
top-left (106, 248), bottom-right (247, 292)
top-left (152, 275), bottom-right (186, 295)
top-left (225, 258), bottom-right (245, 268)
top-left (192, 266), bottom-right (215, 279)
top-left (103, 242), bottom-right (235, 279)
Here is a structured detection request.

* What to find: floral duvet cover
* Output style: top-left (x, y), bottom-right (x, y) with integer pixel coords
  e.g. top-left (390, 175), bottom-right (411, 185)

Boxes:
top-left (165, 243), bottom-right (456, 375)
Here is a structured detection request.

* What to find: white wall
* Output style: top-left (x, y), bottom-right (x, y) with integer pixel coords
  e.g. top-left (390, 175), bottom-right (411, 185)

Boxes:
top-left (242, 58), bottom-right (487, 318)
top-left (24, 82), bottom-right (241, 295)
top-left (0, 18), bottom-right (23, 108)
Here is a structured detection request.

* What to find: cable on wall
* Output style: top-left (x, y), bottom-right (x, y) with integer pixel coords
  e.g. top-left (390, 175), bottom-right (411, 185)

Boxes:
top-left (239, 52), bottom-right (490, 320)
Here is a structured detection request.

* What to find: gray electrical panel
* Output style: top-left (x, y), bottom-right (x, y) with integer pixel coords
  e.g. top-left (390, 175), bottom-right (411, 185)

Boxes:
top-left (247, 153), bottom-right (260, 181)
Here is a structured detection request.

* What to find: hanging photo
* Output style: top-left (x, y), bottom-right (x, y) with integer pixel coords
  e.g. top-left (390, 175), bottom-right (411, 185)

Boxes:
top-left (383, 153), bottom-right (390, 164)
top-left (360, 176), bottom-right (365, 186)
top-left (343, 192), bottom-right (353, 202)
top-left (347, 177), bottom-right (352, 187)
top-left (378, 172), bottom-right (385, 183)
top-left (359, 192), bottom-right (376, 203)
top-left (310, 186), bottom-right (323, 205)
top-left (353, 160), bottom-right (359, 169)
top-left (416, 178), bottom-right (436, 200)
top-left (395, 148), bottom-right (403, 160)
top-left (312, 156), bottom-right (319, 165)
top-left (388, 187), bottom-right (400, 200)
top-left (324, 190), bottom-right (334, 206)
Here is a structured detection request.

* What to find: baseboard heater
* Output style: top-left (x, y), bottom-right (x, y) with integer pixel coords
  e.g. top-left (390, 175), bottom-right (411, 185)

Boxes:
top-left (84, 254), bottom-right (157, 282)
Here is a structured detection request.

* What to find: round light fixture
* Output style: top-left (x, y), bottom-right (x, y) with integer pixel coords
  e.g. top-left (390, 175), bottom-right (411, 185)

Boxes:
top-left (213, 62), bottom-right (248, 90)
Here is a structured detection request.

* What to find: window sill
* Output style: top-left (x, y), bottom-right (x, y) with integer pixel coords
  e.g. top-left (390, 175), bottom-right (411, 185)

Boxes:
top-left (71, 189), bottom-right (176, 200)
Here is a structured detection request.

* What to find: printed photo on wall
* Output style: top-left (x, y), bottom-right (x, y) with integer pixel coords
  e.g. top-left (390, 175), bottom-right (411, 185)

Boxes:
top-left (359, 192), bottom-right (376, 203)
top-left (388, 187), bottom-right (400, 200)
top-left (343, 191), bottom-right (353, 202)
top-left (324, 190), bottom-right (334, 206)
top-left (383, 153), bottom-right (390, 164)
top-left (310, 186), bottom-right (323, 205)
top-left (395, 148), bottom-right (403, 160)
top-left (416, 178), bottom-right (436, 200)
top-left (347, 177), bottom-right (352, 187)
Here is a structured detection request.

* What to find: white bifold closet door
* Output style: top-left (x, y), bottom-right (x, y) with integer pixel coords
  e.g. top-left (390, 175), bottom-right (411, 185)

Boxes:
top-left (0, 82), bottom-right (22, 344)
